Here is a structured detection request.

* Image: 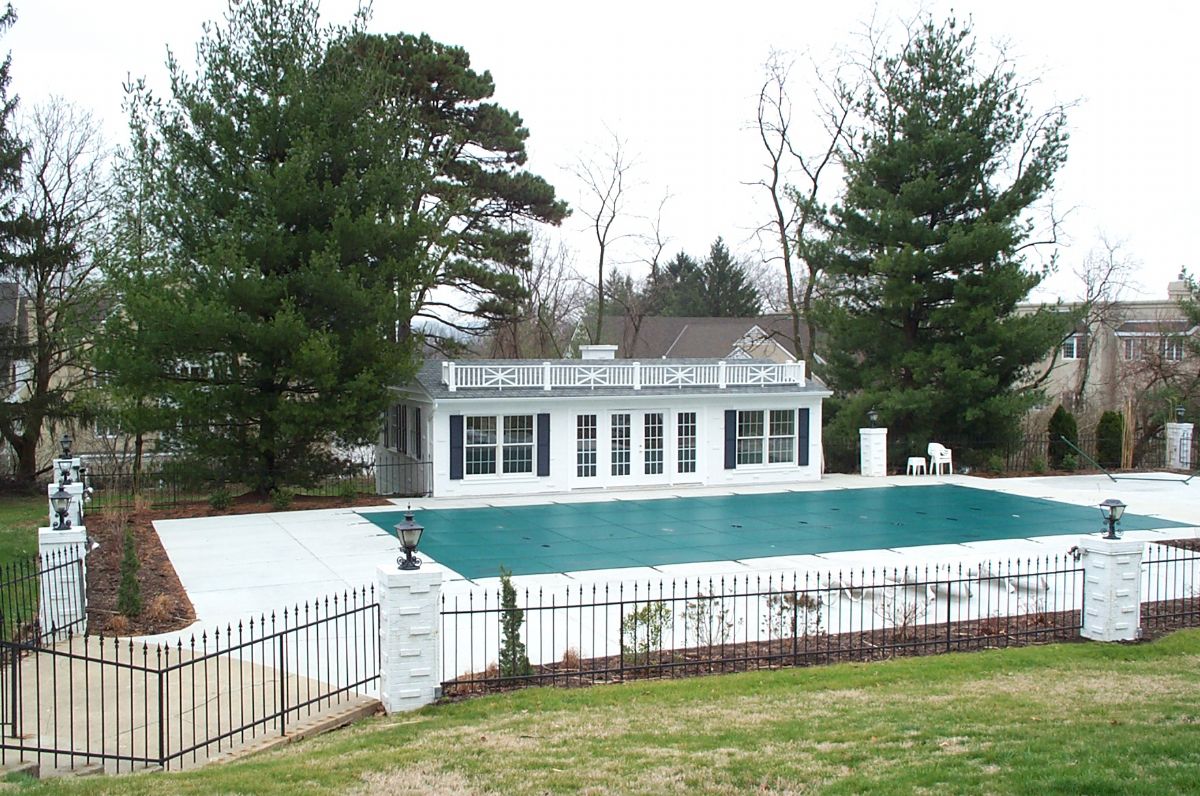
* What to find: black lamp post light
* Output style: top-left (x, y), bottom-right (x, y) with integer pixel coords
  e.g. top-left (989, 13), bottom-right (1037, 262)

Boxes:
top-left (1098, 498), bottom-right (1126, 540)
top-left (50, 486), bottom-right (72, 530)
top-left (395, 507), bottom-right (424, 570)
top-left (1177, 405), bottom-right (1187, 422)
top-left (867, 408), bottom-right (879, 428)
top-left (59, 433), bottom-right (72, 459)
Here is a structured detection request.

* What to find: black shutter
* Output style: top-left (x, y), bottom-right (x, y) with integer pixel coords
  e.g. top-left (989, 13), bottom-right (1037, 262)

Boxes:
top-left (796, 408), bottom-right (810, 466)
top-left (449, 415), bottom-right (464, 480)
top-left (537, 413), bottom-right (550, 477)
top-left (724, 409), bottom-right (737, 470)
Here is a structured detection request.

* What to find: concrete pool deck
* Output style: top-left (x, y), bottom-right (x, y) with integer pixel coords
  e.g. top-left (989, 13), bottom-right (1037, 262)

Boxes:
top-left (150, 472), bottom-right (1200, 639)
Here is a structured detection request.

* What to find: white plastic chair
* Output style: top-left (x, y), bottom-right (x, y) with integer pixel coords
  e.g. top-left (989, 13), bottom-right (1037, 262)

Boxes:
top-left (927, 442), bottom-right (953, 475)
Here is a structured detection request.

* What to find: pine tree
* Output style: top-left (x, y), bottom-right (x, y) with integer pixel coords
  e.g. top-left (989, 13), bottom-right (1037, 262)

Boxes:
top-left (697, 238), bottom-right (761, 317)
top-left (99, 1), bottom-right (564, 493)
top-left (816, 17), bottom-right (1072, 448)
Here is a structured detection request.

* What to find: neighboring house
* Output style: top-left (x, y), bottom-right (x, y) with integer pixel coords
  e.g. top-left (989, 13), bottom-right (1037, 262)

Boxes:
top-left (376, 345), bottom-right (830, 498)
top-left (1030, 277), bottom-right (1198, 421)
top-left (597, 315), bottom-right (806, 362)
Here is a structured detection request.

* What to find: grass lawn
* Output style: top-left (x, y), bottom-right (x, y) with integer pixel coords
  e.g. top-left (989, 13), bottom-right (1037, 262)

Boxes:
top-left (15, 630), bottom-right (1200, 794)
top-left (0, 494), bottom-right (45, 566)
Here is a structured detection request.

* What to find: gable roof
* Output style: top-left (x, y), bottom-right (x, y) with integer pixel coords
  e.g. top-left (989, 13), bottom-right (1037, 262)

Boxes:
top-left (598, 315), bottom-right (804, 361)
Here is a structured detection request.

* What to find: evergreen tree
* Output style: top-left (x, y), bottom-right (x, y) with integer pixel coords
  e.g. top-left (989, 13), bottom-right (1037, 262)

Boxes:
top-left (696, 238), bottom-right (761, 317)
top-left (816, 17), bottom-right (1072, 447)
top-left (98, 1), bottom-right (564, 493)
top-left (117, 528), bottom-right (142, 617)
top-left (646, 252), bottom-right (703, 316)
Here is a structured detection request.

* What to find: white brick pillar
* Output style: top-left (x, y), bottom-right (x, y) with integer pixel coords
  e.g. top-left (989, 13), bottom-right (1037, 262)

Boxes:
top-left (860, 427), bottom-right (888, 477)
top-left (1078, 536), bottom-right (1142, 642)
top-left (1165, 422), bottom-right (1193, 470)
top-left (377, 565), bottom-right (443, 712)
top-left (37, 526), bottom-right (89, 641)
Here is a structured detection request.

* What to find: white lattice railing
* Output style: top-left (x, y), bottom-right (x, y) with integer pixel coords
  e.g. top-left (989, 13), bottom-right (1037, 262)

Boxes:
top-left (441, 360), bottom-right (805, 392)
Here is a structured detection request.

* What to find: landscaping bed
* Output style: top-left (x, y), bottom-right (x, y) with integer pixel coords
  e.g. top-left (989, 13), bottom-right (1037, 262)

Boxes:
top-left (85, 493), bottom-right (392, 636)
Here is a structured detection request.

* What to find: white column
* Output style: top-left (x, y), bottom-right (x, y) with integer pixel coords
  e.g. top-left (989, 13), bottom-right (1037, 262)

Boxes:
top-left (377, 565), bottom-right (444, 713)
top-left (37, 526), bottom-right (89, 641)
top-left (1164, 422), bottom-right (1193, 470)
top-left (1078, 536), bottom-right (1142, 642)
top-left (859, 427), bottom-right (888, 477)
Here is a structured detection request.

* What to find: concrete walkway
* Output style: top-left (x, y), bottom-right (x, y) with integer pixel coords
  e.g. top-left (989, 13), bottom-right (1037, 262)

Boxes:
top-left (1, 634), bottom-right (378, 776)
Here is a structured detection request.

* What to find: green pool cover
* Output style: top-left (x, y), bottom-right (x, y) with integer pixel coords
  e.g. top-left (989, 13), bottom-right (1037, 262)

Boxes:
top-left (359, 485), bottom-right (1189, 580)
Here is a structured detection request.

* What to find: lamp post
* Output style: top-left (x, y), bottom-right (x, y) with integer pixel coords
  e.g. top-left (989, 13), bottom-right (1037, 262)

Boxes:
top-left (50, 486), bottom-right (72, 530)
top-left (394, 508), bottom-right (424, 570)
top-left (1177, 405), bottom-right (1186, 422)
top-left (867, 408), bottom-right (879, 428)
top-left (1098, 498), bottom-right (1126, 540)
top-left (59, 433), bottom-right (72, 459)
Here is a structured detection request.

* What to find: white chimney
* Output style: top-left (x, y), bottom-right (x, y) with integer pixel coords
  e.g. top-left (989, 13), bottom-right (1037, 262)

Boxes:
top-left (579, 344), bottom-right (618, 360)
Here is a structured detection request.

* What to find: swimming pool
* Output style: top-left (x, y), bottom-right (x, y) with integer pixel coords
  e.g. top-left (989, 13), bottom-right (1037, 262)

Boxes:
top-left (360, 484), bottom-right (1188, 579)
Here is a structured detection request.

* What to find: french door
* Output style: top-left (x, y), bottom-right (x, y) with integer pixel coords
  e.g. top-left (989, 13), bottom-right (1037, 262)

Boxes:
top-left (574, 410), bottom-right (672, 487)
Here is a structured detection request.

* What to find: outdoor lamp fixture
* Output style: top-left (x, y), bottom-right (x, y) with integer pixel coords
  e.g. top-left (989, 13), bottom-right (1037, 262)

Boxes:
top-left (1177, 406), bottom-right (1187, 422)
top-left (50, 486), bottom-right (72, 530)
top-left (59, 433), bottom-right (72, 459)
top-left (57, 457), bottom-right (72, 485)
top-left (1098, 498), bottom-right (1126, 540)
top-left (395, 507), bottom-right (424, 571)
top-left (867, 408), bottom-right (879, 428)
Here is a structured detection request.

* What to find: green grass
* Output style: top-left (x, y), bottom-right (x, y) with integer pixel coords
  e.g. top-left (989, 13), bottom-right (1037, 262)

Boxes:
top-left (0, 494), bottom-right (44, 566)
top-left (18, 630), bottom-right (1200, 794)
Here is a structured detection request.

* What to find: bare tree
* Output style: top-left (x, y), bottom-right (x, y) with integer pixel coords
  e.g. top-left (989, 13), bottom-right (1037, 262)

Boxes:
top-left (751, 51), bottom-right (853, 364)
top-left (487, 231), bottom-right (589, 359)
top-left (572, 132), bottom-right (636, 344)
top-left (1068, 236), bottom-right (1138, 410)
top-left (0, 98), bottom-right (110, 484)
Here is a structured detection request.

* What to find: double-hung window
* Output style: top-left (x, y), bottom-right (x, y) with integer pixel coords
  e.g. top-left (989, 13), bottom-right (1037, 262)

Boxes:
top-left (464, 415), bottom-right (534, 476)
top-left (737, 409), bottom-right (795, 466)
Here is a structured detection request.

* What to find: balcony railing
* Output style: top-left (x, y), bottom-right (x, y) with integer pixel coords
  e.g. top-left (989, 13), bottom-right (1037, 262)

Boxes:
top-left (441, 360), bottom-right (806, 392)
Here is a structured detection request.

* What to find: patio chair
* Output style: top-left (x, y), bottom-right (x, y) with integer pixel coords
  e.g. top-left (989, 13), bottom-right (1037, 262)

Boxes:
top-left (927, 442), bottom-right (953, 475)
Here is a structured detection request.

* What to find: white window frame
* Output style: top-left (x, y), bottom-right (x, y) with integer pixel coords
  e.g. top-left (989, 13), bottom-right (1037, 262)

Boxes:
top-left (1061, 334), bottom-right (1083, 360)
top-left (464, 414), bottom-right (535, 477)
top-left (737, 409), bottom-right (796, 468)
top-left (1160, 336), bottom-right (1184, 361)
top-left (677, 412), bottom-right (697, 474)
top-left (576, 414), bottom-right (597, 478)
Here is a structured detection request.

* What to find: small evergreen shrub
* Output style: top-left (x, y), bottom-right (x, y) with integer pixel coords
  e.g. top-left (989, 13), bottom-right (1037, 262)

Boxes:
top-left (117, 528), bottom-right (142, 617)
top-left (498, 567), bottom-right (531, 677)
top-left (337, 479), bottom-right (357, 504)
top-left (270, 488), bottom-right (295, 511)
top-left (1061, 452), bottom-right (1079, 471)
top-left (986, 454), bottom-right (1005, 475)
top-left (1031, 457), bottom-right (1047, 475)
top-left (1047, 406), bottom-right (1078, 469)
top-left (208, 488), bottom-right (232, 511)
top-left (1096, 411), bottom-right (1125, 469)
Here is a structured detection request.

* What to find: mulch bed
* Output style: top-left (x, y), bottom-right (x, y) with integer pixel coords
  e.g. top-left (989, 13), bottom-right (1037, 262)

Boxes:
top-left (85, 493), bottom-right (394, 637)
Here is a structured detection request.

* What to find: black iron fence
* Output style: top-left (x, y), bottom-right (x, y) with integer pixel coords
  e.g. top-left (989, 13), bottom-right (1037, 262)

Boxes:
top-left (0, 549), bottom-right (86, 644)
top-left (0, 587), bottom-right (379, 774)
top-left (440, 556), bottom-right (1083, 695)
top-left (1143, 540), bottom-right (1200, 631)
top-left (81, 459), bottom-right (431, 511)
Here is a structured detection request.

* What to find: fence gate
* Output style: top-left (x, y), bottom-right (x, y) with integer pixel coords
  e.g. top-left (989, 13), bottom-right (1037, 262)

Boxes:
top-left (0, 585), bottom-right (379, 776)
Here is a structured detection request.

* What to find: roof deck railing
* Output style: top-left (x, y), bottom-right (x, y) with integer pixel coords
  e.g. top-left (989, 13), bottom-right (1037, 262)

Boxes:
top-left (440, 360), bottom-right (806, 392)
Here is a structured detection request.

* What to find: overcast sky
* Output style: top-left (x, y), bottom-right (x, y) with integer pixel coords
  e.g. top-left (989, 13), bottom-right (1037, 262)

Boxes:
top-left (6, 0), bottom-right (1197, 302)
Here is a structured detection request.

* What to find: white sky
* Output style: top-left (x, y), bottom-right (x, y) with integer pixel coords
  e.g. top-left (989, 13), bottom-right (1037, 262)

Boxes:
top-left (7, 0), bottom-right (1198, 302)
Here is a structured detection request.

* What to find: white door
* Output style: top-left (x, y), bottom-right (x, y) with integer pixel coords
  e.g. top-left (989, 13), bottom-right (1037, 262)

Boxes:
top-left (571, 410), bottom-right (672, 488)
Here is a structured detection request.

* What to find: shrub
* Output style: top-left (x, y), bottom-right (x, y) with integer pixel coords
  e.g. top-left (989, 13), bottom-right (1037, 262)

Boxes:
top-left (621, 601), bottom-right (672, 657)
top-left (498, 567), bottom-right (531, 678)
top-left (337, 479), bottom-right (358, 504)
top-left (1061, 452), bottom-right (1079, 471)
top-left (269, 488), bottom-right (295, 511)
top-left (117, 528), bottom-right (142, 617)
top-left (986, 454), bottom-right (1005, 475)
top-left (208, 488), bottom-right (232, 512)
top-left (1031, 457), bottom-right (1047, 475)
top-left (1047, 406), bottom-right (1078, 469)
top-left (1096, 411), bottom-right (1124, 469)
